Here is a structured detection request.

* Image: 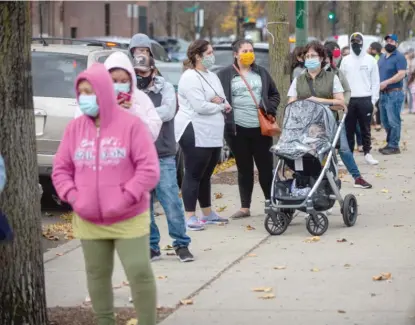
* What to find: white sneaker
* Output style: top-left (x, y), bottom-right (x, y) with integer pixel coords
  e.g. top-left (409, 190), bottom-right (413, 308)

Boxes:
top-left (365, 153), bottom-right (379, 165)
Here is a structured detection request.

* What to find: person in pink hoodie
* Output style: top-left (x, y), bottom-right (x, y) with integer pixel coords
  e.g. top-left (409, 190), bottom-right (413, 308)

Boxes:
top-left (52, 63), bottom-right (160, 325)
top-left (74, 51), bottom-right (162, 142)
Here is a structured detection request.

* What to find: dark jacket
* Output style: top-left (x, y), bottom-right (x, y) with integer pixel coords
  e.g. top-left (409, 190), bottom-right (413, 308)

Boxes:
top-left (217, 64), bottom-right (280, 135)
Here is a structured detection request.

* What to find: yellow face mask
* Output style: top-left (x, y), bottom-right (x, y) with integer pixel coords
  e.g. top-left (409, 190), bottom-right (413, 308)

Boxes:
top-left (239, 52), bottom-right (255, 66)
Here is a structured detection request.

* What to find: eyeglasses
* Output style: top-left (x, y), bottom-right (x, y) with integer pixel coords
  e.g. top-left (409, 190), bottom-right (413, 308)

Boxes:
top-left (134, 48), bottom-right (150, 55)
top-left (304, 54), bottom-right (319, 59)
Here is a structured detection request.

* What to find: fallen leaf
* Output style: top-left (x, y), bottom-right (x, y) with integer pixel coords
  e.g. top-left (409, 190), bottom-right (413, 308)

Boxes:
top-left (214, 192), bottom-right (223, 199)
top-left (344, 264), bottom-right (351, 268)
top-left (125, 318), bottom-right (138, 325)
top-left (217, 222), bottom-right (226, 226)
top-left (247, 253), bottom-right (257, 257)
top-left (403, 190), bottom-right (411, 194)
top-left (166, 252), bottom-right (176, 256)
top-left (217, 205), bottom-right (227, 212)
top-left (246, 225), bottom-right (256, 231)
top-left (274, 265), bottom-right (287, 270)
top-left (381, 189), bottom-right (389, 193)
top-left (113, 284), bottom-right (123, 289)
top-left (258, 293), bottom-right (276, 299)
top-left (372, 272), bottom-right (392, 281)
top-left (55, 253), bottom-right (64, 256)
top-left (304, 236), bottom-right (320, 243)
top-left (253, 287), bottom-right (273, 292)
top-left (42, 232), bottom-right (59, 241)
top-left (157, 275), bottom-right (168, 280)
top-left (337, 238), bottom-right (347, 243)
top-left (375, 173), bottom-right (382, 178)
top-left (393, 224), bottom-right (404, 227)
top-left (203, 248), bottom-right (212, 251)
top-left (337, 310), bottom-right (346, 314)
top-left (162, 245), bottom-right (174, 251)
top-left (310, 268), bottom-right (320, 272)
top-left (64, 232), bottom-right (74, 240)
top-left (180, 299), bottom-right (193, 305)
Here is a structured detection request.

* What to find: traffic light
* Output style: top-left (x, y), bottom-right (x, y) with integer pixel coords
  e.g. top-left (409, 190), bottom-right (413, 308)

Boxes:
top-left (328, 12), bottom-right (335, 21)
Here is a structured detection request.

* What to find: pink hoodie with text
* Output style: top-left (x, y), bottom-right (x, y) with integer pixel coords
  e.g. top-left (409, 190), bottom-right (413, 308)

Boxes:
top-left (52, 63), bottom-right (160, 225)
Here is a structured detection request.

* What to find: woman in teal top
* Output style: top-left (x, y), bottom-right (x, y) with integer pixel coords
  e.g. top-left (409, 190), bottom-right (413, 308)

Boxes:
top-left (217, 39), bottom-right (280, 220)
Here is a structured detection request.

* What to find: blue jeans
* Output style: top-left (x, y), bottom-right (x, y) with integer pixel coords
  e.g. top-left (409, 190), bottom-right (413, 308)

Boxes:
top-left (338, 125), bottom-right (360, 179)
top-left (380, 91), bottom-right (405, 149)
top-left (355, 123), bottom-right (362, 147)
top-left (150, 156), bottom-right (191, 252)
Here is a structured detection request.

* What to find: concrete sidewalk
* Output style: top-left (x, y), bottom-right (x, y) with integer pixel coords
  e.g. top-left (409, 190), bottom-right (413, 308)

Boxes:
top-left (44, 113), bottom-right (415, 325)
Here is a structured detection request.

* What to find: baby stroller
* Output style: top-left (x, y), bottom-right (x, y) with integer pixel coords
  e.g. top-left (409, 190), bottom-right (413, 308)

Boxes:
top-left (264, 99), bottom-right (358, 236)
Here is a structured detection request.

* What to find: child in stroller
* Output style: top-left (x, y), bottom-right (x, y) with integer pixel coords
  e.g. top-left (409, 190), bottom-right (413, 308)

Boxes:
top-left (264, 99), bottom-right (358, 236)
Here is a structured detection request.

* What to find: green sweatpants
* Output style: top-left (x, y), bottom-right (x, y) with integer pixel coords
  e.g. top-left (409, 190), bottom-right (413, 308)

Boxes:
top-left (81, 235), bottom-right (156, 325)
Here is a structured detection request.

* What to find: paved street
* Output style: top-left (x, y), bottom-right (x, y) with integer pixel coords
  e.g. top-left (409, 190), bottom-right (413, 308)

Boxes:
top-left (44, 113), bottom-right (415, 325)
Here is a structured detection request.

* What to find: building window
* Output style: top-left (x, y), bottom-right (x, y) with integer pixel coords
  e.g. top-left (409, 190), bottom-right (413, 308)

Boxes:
top-left (70, 27), bottom-right (77, 39)
top-left (138, 6), bottom-right (147, 34)
top-left (105, 3), bottom-right (110, 36)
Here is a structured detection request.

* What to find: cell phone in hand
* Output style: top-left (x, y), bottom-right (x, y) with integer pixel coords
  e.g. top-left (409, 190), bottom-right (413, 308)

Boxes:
top-left (117, 92), bottom-right (131, 103)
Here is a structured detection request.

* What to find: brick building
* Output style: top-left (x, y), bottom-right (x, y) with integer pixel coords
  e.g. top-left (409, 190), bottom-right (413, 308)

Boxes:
top-left (31, 1), bottom-right (149, 39)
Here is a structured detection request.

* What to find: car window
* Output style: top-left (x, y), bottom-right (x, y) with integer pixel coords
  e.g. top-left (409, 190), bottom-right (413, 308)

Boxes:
top-left (157, 67), bottom-right (181, 89)
top-left (151, 43), bottom-right (171, 62)
top-left (32, 52), bottom-right (87, 98)
top-left (214, 49), bottom-right (269, 69)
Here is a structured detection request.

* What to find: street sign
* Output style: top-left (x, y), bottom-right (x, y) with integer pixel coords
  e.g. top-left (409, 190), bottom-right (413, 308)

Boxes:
top-left (184, 5), bottom-right (199, 13)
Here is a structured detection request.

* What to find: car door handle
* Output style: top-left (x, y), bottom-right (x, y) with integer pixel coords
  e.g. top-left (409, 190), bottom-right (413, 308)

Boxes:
top-left (34, 109), bottom-right (47, 116)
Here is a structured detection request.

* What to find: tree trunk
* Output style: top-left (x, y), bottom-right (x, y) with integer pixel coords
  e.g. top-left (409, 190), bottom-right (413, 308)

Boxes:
top-left (267, 1), bottom-right (290, 166)
top-left (348, 0), bottom-right (362, 35)
top-left (166, 1), bottom-right (173, 36)
top-left (368, 2), bottom-right (383, 34)
top-left (0, 3), bottom-right (48, 325)
top-left (267, 1), bottom-right (290, 126)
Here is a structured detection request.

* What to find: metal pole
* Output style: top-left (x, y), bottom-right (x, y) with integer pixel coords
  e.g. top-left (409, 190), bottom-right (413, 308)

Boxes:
top-left (331, 1), bottom-right (337, 36)
top-left (295, 0), bottom-right (308, 47)
top-left (39, 1), bottom-right (43, 36)
top-left (130, 3), bottom-right (134, 35)
top-left (235, 2), bottom-right (240, 40)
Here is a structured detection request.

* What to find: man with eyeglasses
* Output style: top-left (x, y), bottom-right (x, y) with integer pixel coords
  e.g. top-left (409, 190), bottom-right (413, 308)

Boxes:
top-left (340, 32), bottom-right (380, 165)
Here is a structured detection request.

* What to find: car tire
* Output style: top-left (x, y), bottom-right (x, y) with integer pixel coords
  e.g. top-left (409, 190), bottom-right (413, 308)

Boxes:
top-left (176, 146), bottom-right (185, 189)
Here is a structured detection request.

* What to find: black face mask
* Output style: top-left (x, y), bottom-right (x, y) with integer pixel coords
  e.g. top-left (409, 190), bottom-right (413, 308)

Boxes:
top-left (351, 43), bottom-right (362, 56)
top-left (136, 75), bottom-right (153, 90)
top-left (385, 44), bottom-right (396, 53)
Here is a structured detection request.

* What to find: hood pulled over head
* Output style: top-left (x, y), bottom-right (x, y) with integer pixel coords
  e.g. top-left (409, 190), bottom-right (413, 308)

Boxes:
top-left (350, 32), bottom-right (364, 57)
top-left (104, 51), bottom-right (137, 93)
top-left (75, 63), bottom-right (117, 127)
top-left (129, 33), bottom-right (153, 57)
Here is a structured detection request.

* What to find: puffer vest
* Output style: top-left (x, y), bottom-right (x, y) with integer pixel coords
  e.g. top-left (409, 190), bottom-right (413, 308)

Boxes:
top-left (296, 69), bottom-right (335, 100)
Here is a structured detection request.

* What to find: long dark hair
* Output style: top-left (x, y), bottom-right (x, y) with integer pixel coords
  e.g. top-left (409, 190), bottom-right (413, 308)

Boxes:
top-left (290, 46), bottom-right (305, 72)
top-left (408, 70), bottom-right (415, 86)
top-left (183, 39), bottom-right (210, 70)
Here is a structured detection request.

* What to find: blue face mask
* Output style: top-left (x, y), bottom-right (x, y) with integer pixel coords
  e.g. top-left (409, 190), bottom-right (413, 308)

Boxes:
top-left (113, 82), bottom-right (131, 95)
top-left (304, 58), bottom-right (321, 71)
top-left (78, 94), bottom-right (99, 117)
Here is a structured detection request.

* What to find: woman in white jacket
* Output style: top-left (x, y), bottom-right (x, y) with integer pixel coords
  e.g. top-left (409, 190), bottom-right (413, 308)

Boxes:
top-left (74, 52), bottom-right (162, 141)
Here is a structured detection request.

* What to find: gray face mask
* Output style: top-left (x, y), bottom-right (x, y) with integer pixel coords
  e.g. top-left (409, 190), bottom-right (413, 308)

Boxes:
top-left (201, 55), bottom-right (215, 69)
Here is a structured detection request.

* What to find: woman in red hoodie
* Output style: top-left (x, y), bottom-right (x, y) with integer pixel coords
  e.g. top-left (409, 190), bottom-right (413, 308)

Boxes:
top-left (52, 63), bottom-right (160, 325)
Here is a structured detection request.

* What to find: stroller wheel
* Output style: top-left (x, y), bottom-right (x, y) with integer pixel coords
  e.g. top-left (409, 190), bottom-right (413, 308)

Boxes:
top-left (306, 213), bottom-right (329, 236)
top-left (342, 194), bottom-right (358, 227)
top-left (264, 212), bottom-right (289, 235)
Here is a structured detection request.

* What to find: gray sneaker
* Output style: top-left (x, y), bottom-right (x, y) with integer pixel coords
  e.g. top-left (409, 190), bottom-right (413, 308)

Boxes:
top-left (186, 216), bottom-right (205, 231)
top-left (201, 212), bottom-right (229, 224)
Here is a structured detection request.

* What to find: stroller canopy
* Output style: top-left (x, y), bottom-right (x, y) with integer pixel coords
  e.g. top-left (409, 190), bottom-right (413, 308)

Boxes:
top-left (271, 100), bottom-right (337, 161)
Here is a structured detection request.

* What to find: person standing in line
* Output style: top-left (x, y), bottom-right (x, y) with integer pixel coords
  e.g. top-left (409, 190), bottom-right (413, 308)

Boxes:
top-left (340, 33), bottom-right (380, 165)
top-left (132, 53), bottom-right (194, 263)
top-left (368, 42), bottom-right (383, 131)
top-left (341, 46), bottom-right (350, 58)
top-left (175, 40), bottom-right (231, 229)
top-left (288, 41), bottom-right (372, 189)
top-left (324, 41), bottom-right (342, 68)
top-left (402, 50), bottom-right (415, 113)
top-left (74, 51), bottom-right (162, 142)
top-left (52, 63), bottom-right (159, 325)
top-left (217, 39), bottom-right (280, 219)
top-left (378, 34), bottom-right (407, 155)
top-left (290, 46), bottom-right (305, 81)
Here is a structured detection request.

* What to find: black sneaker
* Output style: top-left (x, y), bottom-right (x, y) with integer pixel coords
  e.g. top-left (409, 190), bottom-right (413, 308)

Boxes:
top-left (381, 147), bottom-right (401, 155)
top-left (378, 145), bottom-right (389, 153)
top-left (175, 247), bottom-right (194, 263)
top-left (354, 177), bottom-right (372, 189)
top-left (150, 249), bottom-right (161, 261)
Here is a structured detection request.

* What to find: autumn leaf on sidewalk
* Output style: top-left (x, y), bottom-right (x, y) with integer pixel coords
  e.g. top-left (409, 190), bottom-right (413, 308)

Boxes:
top-left (217, 205), bottom-right (227, 212)
top-left (125, 319), bottom-right (138, 325)
top-left (162, 244), bottom-right (174, 251)
top-left (381, 189), bottom-right (389, 193)
top-left (214, 192), bottom-right (224, 199)
top-left (157, 275), bottom-right (168, 280)
top-left (337, 238), bottom-right (347, 243)
top-left (373, 272), bottom-right (392, 281)
top-left (304, 236), bottom-right (320, 243)
top-left (246, 225), bottom-right (256, 231)
top-left (252, 287), bottom-right (273, 292)
top-left (274, 265), bottom-right (287, 270)
top-left (180, 299), bottom-right (193, 305)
